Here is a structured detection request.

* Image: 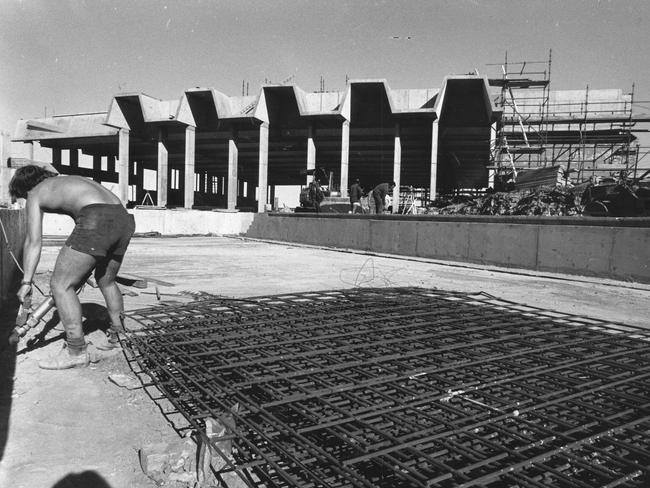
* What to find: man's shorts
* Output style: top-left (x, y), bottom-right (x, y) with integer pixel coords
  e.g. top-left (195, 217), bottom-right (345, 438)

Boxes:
top-left (66, 204), bottom-right (136, 257)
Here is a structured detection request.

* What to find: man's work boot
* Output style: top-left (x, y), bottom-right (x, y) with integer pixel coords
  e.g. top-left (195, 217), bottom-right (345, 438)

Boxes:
top-left (38, 342), bottom-right (91, 370)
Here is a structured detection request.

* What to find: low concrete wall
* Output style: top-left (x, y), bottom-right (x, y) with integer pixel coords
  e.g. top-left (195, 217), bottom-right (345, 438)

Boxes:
top-left (0, 209), bottom-right (25, 304)
top-left (245, 213), bottom-right (650, 283)
top-left (41, 209), bottom-right (256, 237)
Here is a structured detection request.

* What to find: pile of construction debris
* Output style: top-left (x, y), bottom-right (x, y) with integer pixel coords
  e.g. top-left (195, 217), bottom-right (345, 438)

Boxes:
top-left (428, 185), bottom-right (582, 216)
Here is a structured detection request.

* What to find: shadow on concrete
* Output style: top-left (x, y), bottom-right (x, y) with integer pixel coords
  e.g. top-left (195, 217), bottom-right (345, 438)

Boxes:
top-left (0, 298), bottom-right (113, 463)
top-left (15, 302), bottom-right (111, 356)
top-left (0, 297), bottom-right (18, 461)
top-left (51, 470), bottom-right (113, 488)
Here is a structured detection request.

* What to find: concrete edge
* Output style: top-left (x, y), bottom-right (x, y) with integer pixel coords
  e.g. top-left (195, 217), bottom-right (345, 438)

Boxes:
top-left (234, 235), bottom-right (650, 292)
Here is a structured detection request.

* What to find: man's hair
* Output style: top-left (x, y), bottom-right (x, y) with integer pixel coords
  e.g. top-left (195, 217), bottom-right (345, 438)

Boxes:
top-left (9, 165), bottom-right (58, 199)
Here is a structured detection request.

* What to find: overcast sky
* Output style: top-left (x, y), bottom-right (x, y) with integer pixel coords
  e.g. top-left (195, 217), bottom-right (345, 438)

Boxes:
top-left (2, 0), bottom-right (650, 132)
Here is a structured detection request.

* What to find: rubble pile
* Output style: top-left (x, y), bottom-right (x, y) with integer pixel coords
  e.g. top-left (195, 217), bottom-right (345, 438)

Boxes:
top-left (428, 185), bottom-right (581, 216)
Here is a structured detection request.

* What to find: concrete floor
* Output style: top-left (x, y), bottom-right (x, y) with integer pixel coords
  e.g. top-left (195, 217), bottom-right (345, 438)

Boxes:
top-left (1, 236), bottom-right (649, 487)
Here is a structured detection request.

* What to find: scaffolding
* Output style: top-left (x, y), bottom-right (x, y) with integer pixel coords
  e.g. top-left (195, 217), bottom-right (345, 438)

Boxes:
top-left (488, 50), bottom-right (650, 186)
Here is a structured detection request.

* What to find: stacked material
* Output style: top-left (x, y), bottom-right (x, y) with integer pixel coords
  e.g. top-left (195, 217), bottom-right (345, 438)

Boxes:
top-left (429, 185), bottom-right (581, 216)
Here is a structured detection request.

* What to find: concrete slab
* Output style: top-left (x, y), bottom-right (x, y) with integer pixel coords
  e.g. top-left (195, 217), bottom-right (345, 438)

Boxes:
top-left (1, 236), bottom-right (649, 488)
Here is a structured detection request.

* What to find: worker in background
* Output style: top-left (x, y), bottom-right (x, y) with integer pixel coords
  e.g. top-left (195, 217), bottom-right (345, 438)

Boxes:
top-left (308, 178), bottom-right (324, 213)
top-left (372, 181), bottom-right (396, 214)
top-left (349, 178), bottom-right (363, 213)
top-left (9, 165), bottom-right (136, 370)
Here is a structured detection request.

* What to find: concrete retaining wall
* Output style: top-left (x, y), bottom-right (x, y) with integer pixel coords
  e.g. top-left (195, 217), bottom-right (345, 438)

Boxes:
top-left (0, 209), bottom-right (25, 304)
top-left (41, 209), bottom-right (256, 237)
top-left (245, 213), bottom-right (650, 283)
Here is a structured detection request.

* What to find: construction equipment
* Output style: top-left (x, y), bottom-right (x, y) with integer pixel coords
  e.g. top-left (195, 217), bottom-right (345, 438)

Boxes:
top-left (7, 274), bottom-right (148, 346)
top-left (8, 293), bottom-right (56, 345)
top-left (581, 171), bottom-right (650, 217)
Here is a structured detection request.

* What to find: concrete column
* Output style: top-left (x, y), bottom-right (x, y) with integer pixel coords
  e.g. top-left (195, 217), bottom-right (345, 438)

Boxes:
top-left (25, 142), bottom-right (34, 162)
top-left (392, 122), bottom-right (401, 214)
top-left (430, 119), bottom-right (439, 202)
top-left (183, 126), bottom-right (195, 209)
top-left (227, 134), bottom-right (238, 211)
top-left (307, 123), bottom-right (316, 185)
top-left (257, 122), bottom-right (269, 212)
top-left (117, 129), bottom-right (130, 204)
top-left (340, 119), bottom-right (350, 198)
top-left (157, 128), bottom-right (168, 207)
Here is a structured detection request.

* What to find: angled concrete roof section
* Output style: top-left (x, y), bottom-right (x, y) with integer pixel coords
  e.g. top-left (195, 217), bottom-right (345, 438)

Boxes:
top-left (345, 79), bottom-right (439, 118)
top-left (180, 87), bottom-right (263, 124)
top-left (105, 93), bottom-right (185, 130)
top-left (301, 90), bottom-right (345, 116)
top-left (13, 112), bottom-right (118, 141)
top-left (13, 77), bottom-right (499, 142)
top-left (433, 75), bottom-right (503, 122)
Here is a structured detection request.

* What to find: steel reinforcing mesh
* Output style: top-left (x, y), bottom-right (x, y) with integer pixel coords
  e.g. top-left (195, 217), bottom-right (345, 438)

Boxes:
top-left (122, 287), bottom-right (650, 488)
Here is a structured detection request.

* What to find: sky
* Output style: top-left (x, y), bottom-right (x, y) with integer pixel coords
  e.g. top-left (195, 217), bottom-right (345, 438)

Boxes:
top-left (2, 0), bottom-right (650, 133)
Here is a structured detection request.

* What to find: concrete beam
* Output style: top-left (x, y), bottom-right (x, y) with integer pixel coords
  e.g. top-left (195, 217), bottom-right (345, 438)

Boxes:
top-left (257, 122), bottom-right (269, 212)
top-left (118, 129), bottom-right (130, 204)
top-left (184, 126), bottom-right (195, 209)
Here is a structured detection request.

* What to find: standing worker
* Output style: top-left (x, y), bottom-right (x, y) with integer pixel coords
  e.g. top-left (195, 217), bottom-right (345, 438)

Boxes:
top-left (9, 165), bottom-right (136, 370)
top-left (308, 178), bottom-right (324, 213)
top-left (349, 179), bottom-right (364, 214)
top-left (372, 181), bottom-right (396, 214)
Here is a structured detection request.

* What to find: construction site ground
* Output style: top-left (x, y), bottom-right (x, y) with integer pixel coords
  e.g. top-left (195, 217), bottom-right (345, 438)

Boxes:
top-left (1, 235), bottom-right (649, 488)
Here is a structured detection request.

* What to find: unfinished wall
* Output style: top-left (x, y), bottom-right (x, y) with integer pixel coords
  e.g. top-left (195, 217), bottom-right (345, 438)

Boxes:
top-left (40, 209), bottom-right (256, 237)
top-left (0, 209), bottom-right (25, 305)
top-left (245, 214), bottom-right (650, 283)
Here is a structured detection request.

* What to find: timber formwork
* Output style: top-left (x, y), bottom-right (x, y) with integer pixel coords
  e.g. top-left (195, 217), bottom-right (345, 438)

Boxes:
top-left (122, 287), bottom-right (650, 487)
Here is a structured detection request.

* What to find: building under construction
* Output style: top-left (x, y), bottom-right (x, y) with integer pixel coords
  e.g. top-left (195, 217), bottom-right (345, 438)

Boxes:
top-left (5, 53), bottom-right (650, 212)
top-left (488, 53), bottom-right (650, 190)
top-left (2, 55), bottom-right (650, 488)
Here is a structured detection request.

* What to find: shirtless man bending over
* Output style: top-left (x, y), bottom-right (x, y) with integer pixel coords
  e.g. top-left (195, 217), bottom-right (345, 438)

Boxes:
top-left (9, 165), bottom-right (136, 369)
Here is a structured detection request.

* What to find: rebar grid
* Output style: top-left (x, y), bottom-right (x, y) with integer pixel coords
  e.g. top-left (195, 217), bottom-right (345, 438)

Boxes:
top-left (122, 287), bottom-right (650, 487)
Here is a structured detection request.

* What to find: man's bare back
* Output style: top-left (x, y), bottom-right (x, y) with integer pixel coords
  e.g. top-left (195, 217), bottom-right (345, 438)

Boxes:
top-left (30, 175), bottom-right (122, 217)
top-left (10, 165), bottom-right (135, 370)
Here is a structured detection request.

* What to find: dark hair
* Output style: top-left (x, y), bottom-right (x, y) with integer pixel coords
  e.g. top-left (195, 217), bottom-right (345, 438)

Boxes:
top-left (9, 165), bottom-right (58, 199)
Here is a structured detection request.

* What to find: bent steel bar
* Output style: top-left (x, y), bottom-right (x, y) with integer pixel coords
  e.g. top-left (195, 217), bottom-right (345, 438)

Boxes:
top-left (122, 287), bottom-right (650, 488)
